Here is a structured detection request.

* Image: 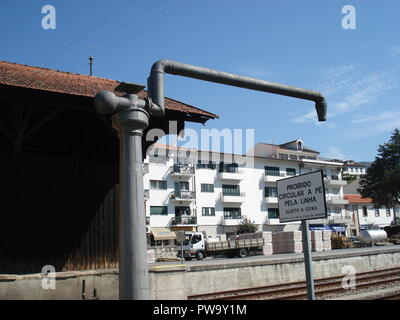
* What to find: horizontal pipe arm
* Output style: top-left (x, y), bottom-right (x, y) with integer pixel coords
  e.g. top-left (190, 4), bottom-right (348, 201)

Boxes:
top-left (149, 59), bottom-right (327, 121)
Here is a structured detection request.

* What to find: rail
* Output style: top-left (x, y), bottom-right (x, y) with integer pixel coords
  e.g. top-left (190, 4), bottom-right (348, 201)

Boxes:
top-left (187, 266), bottom-right (400, 300)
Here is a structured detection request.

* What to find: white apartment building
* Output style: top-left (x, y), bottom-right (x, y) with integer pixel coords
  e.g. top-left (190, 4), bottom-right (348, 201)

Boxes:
top-left (342, 160), bottom-right (367, 176)
top-left (343, 179), bottom-right (397, 236)
top-left (143, 139), bottom-right (352, 239)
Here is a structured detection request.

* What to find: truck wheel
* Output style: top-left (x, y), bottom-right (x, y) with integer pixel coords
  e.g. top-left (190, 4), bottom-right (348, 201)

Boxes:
top-left (238, 248), bottom-right (248, 258)
top-left (196, 251), bottom-right (204, 260)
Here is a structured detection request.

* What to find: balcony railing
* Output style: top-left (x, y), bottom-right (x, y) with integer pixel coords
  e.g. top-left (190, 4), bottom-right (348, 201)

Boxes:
top-left (170, 165), bottom-right (195, 177)
top-left (325, 176), bottom-right (347, 186)
top-left (149, 155), bottom-right (169, 163)
top-left (326, 196), bottom-right (349, 205)
top-left (219, 165), bottom-right (240, 173)
top-left (220, 192), bottom-right (246, 203)
top-left (170, 216), bottom-right (197, 226)
top-left (170, 190), bottom-right (196, 201)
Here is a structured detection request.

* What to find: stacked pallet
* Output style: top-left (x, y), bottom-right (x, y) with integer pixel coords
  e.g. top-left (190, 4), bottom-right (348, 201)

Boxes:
top-left (272, 231), bottom-right (303, 254)
top-left (310, 230), bottom-right (332, 252)
top-left (331, 235), bottom-right (351, 249)
top-left (259, 232), bottom-right (273, 255)
top-left (231, 232), bottom-right (273, 255)
top-left (322, 230), bottom-right (332, 251)
top-left (310, 230), bottom-right (323, 252)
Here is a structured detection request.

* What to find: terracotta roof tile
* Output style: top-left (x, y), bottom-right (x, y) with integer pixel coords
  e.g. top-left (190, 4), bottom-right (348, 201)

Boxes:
top-left (344, 194), bottom-right (373, 204)
top-left (0, 60), bottom-right (218, 119)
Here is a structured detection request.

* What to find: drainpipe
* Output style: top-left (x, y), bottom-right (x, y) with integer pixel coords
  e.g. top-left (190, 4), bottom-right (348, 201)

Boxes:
top-left (148, 59), bottom-right (327, 121)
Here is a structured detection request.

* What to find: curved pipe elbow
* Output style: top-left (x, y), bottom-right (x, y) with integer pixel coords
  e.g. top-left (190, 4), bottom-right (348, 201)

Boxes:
top-left (315, 97), bottom-right (327, 122)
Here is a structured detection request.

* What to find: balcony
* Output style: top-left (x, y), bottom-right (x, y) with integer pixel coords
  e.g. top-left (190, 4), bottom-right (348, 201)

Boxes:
top-left (218, 217), bottom-right (241, 226)
top-left (170, 191), bottom-right (196, 204)
top-left (329, 215), bottom-right (352, 225)
top-left (220, 192), bottom-right (246, 204)
top-left (149, 155), bottom-right (169, 163)
top-left (169, 216), bottom-right (197, 226)
top-left (170, 165), bottom-right (195, 180)
top-left (325, 176), bottom-right (347, 186)
top-left (264, 196), bottom-right (278, 204)
top-left (218, 165), bottom-right (244, 181)
top-left (263, 172), bottom-right (286, 183)
top-left (326, 196), bottom-right (349, 205)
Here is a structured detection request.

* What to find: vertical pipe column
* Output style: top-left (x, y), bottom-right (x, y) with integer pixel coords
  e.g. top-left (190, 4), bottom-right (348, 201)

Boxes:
top-left (118, 131), bottom-right (149, 300)
top-left (301, 220), bottom-right (315, 300)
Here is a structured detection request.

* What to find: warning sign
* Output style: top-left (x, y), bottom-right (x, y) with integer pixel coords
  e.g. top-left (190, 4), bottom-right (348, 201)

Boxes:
top-left (277, 170), bottom-right (327, 223)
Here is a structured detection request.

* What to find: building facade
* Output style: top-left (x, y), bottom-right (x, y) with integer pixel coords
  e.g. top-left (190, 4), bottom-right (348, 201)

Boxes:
top-left (343, 179), bottom-right (397, 236)
top-left (144, 139), bottom-right (352, 239)
top-left (342, 160), bottom-right (367, 177)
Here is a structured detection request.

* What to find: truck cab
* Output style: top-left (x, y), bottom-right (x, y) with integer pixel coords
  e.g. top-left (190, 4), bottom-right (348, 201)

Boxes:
top-left (180, 232), bottom-right (206, 260)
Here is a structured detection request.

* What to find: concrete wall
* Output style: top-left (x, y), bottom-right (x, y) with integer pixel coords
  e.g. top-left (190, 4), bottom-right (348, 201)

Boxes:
top-left (149, 247), bottom-right (400, 299)
top-left (1, 247), bottom-right (399, 300)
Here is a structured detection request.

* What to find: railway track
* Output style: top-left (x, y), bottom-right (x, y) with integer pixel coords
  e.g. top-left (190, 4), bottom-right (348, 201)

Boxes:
top-left (187, 266), bottom-right (400, 300)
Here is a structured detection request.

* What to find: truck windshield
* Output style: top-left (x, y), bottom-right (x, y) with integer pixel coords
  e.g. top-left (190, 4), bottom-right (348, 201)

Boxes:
top-left (182, 234), bottom-right (192, 246)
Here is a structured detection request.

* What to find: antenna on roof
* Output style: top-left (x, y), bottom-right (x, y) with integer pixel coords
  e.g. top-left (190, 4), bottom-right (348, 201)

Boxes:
top-left (89, 56), bottom-right (94, 76)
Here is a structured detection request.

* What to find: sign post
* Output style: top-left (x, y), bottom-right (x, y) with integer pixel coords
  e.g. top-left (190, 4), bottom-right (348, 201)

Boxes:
top-left (277, 170), bottom-right (327, 300)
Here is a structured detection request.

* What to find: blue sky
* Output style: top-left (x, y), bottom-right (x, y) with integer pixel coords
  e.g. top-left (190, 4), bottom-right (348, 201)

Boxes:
top-left (1, 0), bottom-right (399, 161)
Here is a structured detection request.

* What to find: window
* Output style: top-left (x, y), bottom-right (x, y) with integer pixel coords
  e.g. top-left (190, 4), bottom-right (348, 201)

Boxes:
top-left (222, 184), bottom-right (240, 196)
top-left (201, 183), bottom-right (214, 193)
top-left (175, 182), bottom-right (189, 191)
top-left (202, 207), bottom-right (215, 216)
top-left (279, 153), bottom-right (289, 160)
top-left (386, 208), bottom-right (391, 217)
top-left (362, 206), bottom-right (368, 217)
top-left (297, 141), bottom-right (303, 151)
top-left (289, 154), bottom-right (298, 161)
top-left (374, 208), bottom-right (380, 217)
top-left (175, 206), bottom-right (191, 216)
top-left (150, 180), bottom-right (167, 190)
top-left (150, 206), bottom-right (168, 215)
top-left (265, 166), bottom-right (280, 176)
top-left (224, 208), bottom-right (241, 219)
top-left (268, 208), bottom-right (279, 219)
top-left (265, 187), bottom-right (278, 198)
top-left (286, 168), bottom-right (296, 176)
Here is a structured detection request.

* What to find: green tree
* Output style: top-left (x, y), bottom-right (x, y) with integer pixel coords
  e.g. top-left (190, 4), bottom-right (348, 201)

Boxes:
top-left (359, 129), bottom-right (400, 207)
top-left (235, 217), bottom-right (258, 234)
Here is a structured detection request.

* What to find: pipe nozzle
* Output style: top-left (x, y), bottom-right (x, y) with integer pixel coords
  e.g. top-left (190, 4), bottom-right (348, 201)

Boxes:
top-left (315, 98), bottom-right (327, 122)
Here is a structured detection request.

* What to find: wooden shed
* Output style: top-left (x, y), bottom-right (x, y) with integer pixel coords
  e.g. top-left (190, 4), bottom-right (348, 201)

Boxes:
top-left (0, 61), bottom-right (217, 274)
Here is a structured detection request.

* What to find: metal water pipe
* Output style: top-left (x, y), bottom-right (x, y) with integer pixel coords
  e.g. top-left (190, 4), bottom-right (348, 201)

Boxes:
top-left (148, 59), bottom-right (327, 121)
top-left (94, 59), bottom-right (327, 301)
top-left (94, 91), bottom-right (162, 300)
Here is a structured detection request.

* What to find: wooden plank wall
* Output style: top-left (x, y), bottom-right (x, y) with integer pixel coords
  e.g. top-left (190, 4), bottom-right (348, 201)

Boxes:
top-left (0, 155), bottom-right (118, 274)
